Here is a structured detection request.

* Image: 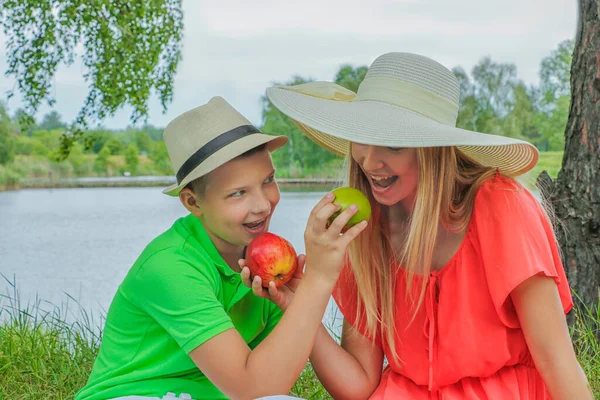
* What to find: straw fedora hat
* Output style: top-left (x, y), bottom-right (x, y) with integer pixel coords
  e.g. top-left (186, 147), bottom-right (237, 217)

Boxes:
top-left (162, 96), bottom-right (287, 196)
top-left (266, 52), bottom-right (538, 176)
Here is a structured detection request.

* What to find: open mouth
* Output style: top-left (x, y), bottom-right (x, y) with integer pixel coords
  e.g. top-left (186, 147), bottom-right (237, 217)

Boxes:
top-left (371, 175), bottom-right (398, 189)
top-left (243, 218), bottom-right (267, 233)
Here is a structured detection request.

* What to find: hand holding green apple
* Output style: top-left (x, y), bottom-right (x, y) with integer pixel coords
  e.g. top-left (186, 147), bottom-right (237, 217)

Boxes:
top-left (327, 187), bottom-right (372, 231)
top-left (303, 190), bottom-right (369, 285)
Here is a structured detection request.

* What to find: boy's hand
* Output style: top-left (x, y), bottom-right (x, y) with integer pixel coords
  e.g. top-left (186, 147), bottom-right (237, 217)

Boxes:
top-left (239, 254), bottom-right (306, 311)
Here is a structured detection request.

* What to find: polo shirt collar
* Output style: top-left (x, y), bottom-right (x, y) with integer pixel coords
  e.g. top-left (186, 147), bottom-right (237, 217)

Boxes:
top-left (182, 214), bottom-right (238, 278)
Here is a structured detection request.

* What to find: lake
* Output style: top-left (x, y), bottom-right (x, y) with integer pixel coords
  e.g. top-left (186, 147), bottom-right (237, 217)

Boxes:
top-left (0, 187), bottom-right (343, 332)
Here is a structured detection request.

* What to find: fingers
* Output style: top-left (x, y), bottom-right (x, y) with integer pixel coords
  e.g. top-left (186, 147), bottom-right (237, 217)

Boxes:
top-left (268, 281), bottom-right (286, 306)
top-left (308, 192), bottom-right (336, 220)
top-left (240, 266), bottom-right (252, 288)
top-left (326, 204), bottom-right (359, 236)
top-left (295, 254), bottom-right (306, 275)
top-left (314, 203), bottom-right (341, 225)
top-left (338, 219), bottom-right (369, 247)
top-left (242, 266), bottom-right (291, 309)
top-left (249, 274), bottom-right (270, 299)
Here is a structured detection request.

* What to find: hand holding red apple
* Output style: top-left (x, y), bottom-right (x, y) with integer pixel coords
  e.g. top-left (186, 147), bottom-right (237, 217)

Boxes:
top-left (239, 254), bottom-right (305, 311)
top-left (244, 232), bottom-right (298, 288)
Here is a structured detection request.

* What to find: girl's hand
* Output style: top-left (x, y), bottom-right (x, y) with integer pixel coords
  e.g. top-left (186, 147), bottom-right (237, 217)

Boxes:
top-left (304, 192), bottom-right (368, 285)
top-left (239, 254), bottom-right (306, 311)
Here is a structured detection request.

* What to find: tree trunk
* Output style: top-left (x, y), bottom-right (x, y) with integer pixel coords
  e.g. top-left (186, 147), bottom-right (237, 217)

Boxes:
top-left (539, 0), bottom-right (600, 313)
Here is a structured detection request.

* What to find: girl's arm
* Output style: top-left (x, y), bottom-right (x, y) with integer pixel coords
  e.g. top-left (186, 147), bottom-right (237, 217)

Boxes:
top-left (309, 320), bottom-right (384, 400)
top-left (511, 275), bottom-right (593, 400)
top-left (188, 193), bottom-right (367, 400)
top-left (242, 268), bottom-right (384, 400)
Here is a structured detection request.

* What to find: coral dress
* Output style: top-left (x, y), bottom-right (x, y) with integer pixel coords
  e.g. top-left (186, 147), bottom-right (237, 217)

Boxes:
top-left (333, 176), bottom-right (573, 399)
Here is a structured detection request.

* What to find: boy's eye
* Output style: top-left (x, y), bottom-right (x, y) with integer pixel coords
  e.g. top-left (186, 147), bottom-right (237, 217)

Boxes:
top-left (264, 175), bottom-right (275, 184)
top-left (229, 190), bottom-right (244, 198)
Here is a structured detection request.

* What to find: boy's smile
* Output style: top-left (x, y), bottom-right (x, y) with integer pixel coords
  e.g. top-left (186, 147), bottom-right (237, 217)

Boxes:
top-left (243, 217), bottom-right (268, 234)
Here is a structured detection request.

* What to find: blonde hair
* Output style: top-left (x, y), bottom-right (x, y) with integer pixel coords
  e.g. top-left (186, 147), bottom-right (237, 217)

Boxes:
top-left (346, 146), bottom-right (502, 363)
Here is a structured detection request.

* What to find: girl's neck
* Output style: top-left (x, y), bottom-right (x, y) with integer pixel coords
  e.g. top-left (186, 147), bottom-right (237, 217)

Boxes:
top-left (388, 202), bottom-right (412, 233)
top-left (387, 204), bottom-right (467, 272)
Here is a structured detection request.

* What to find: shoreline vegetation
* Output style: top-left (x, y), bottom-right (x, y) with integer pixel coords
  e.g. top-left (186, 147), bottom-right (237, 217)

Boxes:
top-left (0, 278), bottom-right (598, 399)
top-left (0, 152), bottom-right (564, 192)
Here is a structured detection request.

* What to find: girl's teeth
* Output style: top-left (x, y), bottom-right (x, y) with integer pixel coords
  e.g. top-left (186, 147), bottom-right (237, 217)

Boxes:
top-left (372, 176), bottom-right (398, 188)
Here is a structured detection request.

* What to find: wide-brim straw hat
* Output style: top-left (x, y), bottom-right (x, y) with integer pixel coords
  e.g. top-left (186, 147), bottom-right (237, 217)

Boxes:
top-left (266, 52), bottom-right (538, 176)
top-left (162, 96), bottom-right (287, 196)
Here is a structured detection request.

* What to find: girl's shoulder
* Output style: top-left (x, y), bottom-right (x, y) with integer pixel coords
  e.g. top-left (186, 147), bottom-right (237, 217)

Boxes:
top-left (473, 175), bottom-right (542, 222)
top-left (477, 174), bottom-right (528, 199)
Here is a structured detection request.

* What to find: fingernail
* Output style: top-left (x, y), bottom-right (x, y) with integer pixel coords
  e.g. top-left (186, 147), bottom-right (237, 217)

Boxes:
top-left (326, 192), bottom-right (334, 199)
top-left (350, 204), bottom-right (358, 211)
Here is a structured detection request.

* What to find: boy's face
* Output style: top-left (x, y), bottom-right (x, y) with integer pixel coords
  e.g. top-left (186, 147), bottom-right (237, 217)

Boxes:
top-left (185, 148), bottom-right (280, 254)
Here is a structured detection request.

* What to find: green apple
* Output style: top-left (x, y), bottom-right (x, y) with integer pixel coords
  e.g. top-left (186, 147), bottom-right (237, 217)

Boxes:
top-left (328, 187), bottom-right (372, 232)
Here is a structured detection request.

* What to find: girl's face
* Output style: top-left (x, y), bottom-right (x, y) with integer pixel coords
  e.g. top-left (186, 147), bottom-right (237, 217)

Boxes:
top-left (351, 144), bottom-right (419, 209)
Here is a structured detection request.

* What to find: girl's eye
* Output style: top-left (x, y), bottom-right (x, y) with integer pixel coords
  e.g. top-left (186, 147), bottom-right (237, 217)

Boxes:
top-left (387, 147), bottom-right (404, 153)
top-left (229, 190), bottom-right (244, 198)
top-left (264, 175), bottom-right (275, 184)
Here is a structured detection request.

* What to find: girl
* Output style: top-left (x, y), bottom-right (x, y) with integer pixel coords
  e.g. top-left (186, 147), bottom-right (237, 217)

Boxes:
top-left (245, 52), bottom-right (593, 399)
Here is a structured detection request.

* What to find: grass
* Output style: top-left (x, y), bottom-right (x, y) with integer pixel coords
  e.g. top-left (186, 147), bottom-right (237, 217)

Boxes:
top-left (530, 151), bottom-right (564, 180)
top-left (0, 279), bottom-right (103, 400)
top-left (571, 292), bottom-right (600, 398)
top-left (1, 279), bottom-right (598, 399)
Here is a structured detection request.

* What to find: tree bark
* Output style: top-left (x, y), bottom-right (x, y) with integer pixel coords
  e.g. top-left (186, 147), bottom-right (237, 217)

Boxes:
top-left (539, 0), bottom-right (600, 313)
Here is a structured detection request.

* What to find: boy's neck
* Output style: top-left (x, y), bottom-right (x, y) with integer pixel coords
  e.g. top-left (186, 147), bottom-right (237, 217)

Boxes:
top-left (204, 230), bottom-right (244, 273)
top-left (220, 250), bottom-right (244, 273)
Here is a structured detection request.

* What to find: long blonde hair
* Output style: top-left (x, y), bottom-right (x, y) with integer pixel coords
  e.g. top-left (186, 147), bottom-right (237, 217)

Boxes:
top-left (346, 146), bottom-right (501, 363)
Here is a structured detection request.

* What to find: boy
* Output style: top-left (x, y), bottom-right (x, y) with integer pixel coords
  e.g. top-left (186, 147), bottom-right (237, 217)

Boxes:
top-left (76, 97), bottom-right (295, 399)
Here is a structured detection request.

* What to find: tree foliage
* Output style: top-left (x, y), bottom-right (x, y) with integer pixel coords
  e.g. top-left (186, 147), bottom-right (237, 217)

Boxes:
top-left (0, 104), bottom-right (17, 165)
top-left (0, 0), bottom-right (184, 158)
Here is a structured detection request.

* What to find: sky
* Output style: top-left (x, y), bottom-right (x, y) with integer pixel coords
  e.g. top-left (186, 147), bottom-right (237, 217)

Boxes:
top-left (0, 0), bottom-right (578, 130)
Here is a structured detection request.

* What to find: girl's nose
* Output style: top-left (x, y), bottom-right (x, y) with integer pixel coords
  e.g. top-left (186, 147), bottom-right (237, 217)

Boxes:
top-left (361, 145), bottom-right (384, 171)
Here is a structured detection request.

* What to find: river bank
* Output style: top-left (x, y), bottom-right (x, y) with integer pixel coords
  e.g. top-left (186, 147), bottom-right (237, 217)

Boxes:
top-left (0, 176), bottom-right (338, 191)
top-left (0, 151), bottom-right (564, 192)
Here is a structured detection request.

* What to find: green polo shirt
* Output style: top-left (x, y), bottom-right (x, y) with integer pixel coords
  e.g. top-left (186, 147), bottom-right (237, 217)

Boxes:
top-left (75, 214), bottom-right (282, 400)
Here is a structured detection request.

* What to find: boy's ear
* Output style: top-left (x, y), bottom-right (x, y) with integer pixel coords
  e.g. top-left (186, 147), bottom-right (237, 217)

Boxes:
top-left (179, 187), bottom-right (202, 217)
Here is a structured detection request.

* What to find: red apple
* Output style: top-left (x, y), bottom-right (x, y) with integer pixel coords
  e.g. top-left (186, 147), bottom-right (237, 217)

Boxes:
top-left (245, 232), bottom-right (298, 288)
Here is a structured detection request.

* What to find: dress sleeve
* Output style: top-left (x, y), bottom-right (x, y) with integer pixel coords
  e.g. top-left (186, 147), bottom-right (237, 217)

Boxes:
top-left (333, 262), bottom-right (381, 346)
top-left (473, 177), bottom-right (573, 328)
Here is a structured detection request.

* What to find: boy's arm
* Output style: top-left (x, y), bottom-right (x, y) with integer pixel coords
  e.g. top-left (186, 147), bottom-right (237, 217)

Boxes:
top-left (189, 270), bottom-right (336, 399)
top-left (190, 193), bottom-right (368, 399)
